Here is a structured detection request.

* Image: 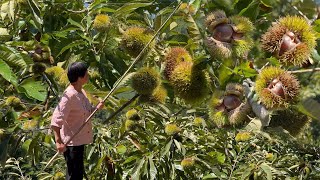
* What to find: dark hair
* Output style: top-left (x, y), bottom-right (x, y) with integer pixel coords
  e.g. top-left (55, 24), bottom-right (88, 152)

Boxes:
top-left (67, 62), bottom-right (88, 83)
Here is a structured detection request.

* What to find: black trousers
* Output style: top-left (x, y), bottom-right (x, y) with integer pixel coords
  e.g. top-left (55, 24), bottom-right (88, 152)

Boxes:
top-left (63, 145), bottom-right (85, 180)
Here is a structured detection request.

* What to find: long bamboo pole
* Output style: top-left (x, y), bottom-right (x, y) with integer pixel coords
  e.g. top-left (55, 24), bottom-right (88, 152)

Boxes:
top-left (43, 2), bottom-right (182, 170)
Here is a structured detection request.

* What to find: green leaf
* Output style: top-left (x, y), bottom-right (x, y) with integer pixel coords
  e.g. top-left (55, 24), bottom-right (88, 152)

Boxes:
top-left (149, 156), bottom-right (157, 180)
top-left (216, 152), bottom-right (226, 164)
top-left (238, 0), bottom-right (260, 21)
top-left (22, 139), bottom-right (32, 156)
top-left (203, 173), bottom-right (218, 179)
top-left (116, 144), bottom-right (127, 154)
top-left (0, 59), bottom-right (18, 86)
top-left (67, 18), bottom-right (84, 31)
top-left (161, 139), bottom-right (172, 157)
top-left (233, 62), bottom-right (258, 78)
top-left (0, 45), bottom-right (28, 68)
top-left (114, 2), bottom-right (152, 17)
top-left (218, 59), bottom-right (233, 87)
top-left (27, 0), bottom-right (43, 29)
top-left (313, 19), bottom-right (320, 33)
top-left (18, 79), bottom-right (47, 102)
top-left (131, 158), bottom-right (145, 180)
top-left (0, 138), bottom-right (9, 167)
top-left (241, 166), bottom-right (254, 180)
top-left (260, 0), bottom-right (274, 7)
top-left (298, 98), bottom-right (320, 120)
top-left (260, 163), bottom-right (272, 180)
top-left (56, 40), bottom-right (86, 57)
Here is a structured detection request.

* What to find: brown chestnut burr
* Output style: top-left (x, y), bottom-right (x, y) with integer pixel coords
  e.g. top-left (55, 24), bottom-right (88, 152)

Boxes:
top-left (213, 24), bottom-right (234, 42)
top-left (35, 47), bottom-right (42, 54)
top-left (223, 95), bottom-right (241, 110)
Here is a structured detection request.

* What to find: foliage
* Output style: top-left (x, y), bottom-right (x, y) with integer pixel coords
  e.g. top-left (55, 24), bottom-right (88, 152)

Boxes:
top-left (1, 0), bottom-right (320, 179)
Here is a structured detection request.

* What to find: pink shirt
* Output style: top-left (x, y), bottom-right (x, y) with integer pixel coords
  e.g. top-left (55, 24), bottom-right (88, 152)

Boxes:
top-left (51, 86), bottom-right (95, 146)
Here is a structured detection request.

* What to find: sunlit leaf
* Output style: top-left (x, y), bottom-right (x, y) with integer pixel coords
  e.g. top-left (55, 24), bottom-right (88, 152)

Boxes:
top-left (18, 79), bottom-right (47, 102)
top-left (0, 59), bottom-right (18, 86)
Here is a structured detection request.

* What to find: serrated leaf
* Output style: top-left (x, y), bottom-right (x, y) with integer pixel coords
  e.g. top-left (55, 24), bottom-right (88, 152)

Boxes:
top-left (18, 79), bottom-right (47, 102)
top-left (22, 139), bottom-right (32, 156)
top-left (233, 62), bottom-right (258, 78)
top-left (131, 158), bottom-right (145, 180)
top-left (56, 40), bottom-right (86, 57)
top-left (149, 156), bottom-right (157, 180)
top-left (238, 0), bottom-right (260, 21)
top-left (241, 166), bottom-right (254, 180)
top-left (67, 18), bottom-right (84, 31)
top-left (0, 2), bottom-right (9, 20)
top-left (260, 163), bottom-right (272, 180)
top-left (161, 139), bottom-right (172, 157)
top-left (27, 0), bottom-right (43, 28)
top-left (0, 45), bottom-right (28, 68)
top-left (260, 0), bottom-right (274, 7)
top-left (0, 59), bottom-right (17, 86)
top-left (114, 2), bottom-right (152, 17)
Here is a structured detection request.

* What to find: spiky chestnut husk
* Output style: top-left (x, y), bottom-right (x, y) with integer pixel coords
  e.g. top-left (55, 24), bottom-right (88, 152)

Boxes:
top-left (205, 11), bottom-right (254, 60)
top-left (225, 83), bottom-right (244, 98)
top-left (205, 10), bottom-right (229, 33)
top-left (22, 120), bottom-right (38, 130)
top-left (261, 16), bottom-right (316, 66)
top-left (6, 96), bottom-right (22, 107)
top-left (45, 66), bottom-right (69, 87)
top-left (211, 111), bottom-right (229, 127)
top-left (205, 37), bottom-right (233, 59)
top-left (125, 119), bottom-right (136, 131)
top-left (131, 67), bottom-right (161, 95)
top-left (228, 102), bottom-right (251, 126)
top-left (208, 91), bottom-right (229, 127)
top-left (121, 27), bottom-right (155, 57)
top-left (88, 70), bottom-right (100, 79)
top-left (125, 109), bottom-right (140, 120)
top-left (32, 63), bottom-right (46, 74)
top-left (265, 153), bottom-right (274, 161)
top-left (229, 16), bottom-right (254, 34)
top-left (181, 157), bottom-right (195, 170)
top-left (165, 123), bottom-right (181, 136)
top-left (93, 14), bottom-right (111, 32)
top-left (54, 172), bottom-right (65, 180)
top-left (232, 38), bottom-right (253, 59)
top-left (193, 117), bottom-right (205, 127)
top-left (255, 67), bottom-right (300, 109)
top-left (32, 53), bottom-right (43, 62)
top-left (164, 47), bottom-right (193, 80)
top-left (169, 62), bottom-right (210, 105)
top-left (269, 107), bottom-right (310, 136)
top-left (235, 131), bottom-right (252, 142)
top-left (138, 85), bottom-right (167, 104)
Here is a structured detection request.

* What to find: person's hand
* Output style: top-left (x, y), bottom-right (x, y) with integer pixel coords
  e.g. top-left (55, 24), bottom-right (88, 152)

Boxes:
top-left (96, 99), bottom-right (104, 110)
top-left (56, 142), bottom-right (66, 153)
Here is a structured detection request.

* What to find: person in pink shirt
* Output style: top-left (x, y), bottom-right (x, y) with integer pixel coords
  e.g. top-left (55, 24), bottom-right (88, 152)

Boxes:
top-left (51, 62), bottom-right (104, 180)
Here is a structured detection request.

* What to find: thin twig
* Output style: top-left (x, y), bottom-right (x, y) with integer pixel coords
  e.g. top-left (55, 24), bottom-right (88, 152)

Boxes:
top-left (102, 94), bottom-right (140, 124)
top-left (289, 68), bottom-right (320, 74)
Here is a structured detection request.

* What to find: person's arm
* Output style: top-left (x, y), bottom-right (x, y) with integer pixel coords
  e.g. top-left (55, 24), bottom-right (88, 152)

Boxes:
top-left (51, 126), bottom-right (66, 153)
top-left (51, 92), bottom-right (73, 153)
